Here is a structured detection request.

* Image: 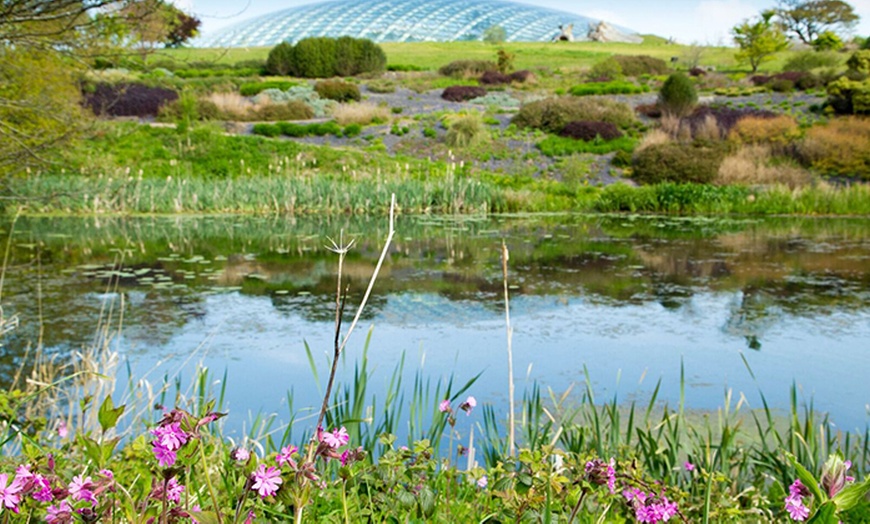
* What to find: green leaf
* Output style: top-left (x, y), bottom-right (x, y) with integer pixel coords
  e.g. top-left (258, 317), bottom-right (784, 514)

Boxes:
top-left (78, 436), bottom-right (102, 467)
top-left (786, 452), bottom-right (825, 502)
top-left (97, 396), bottom-right (125, 433)
top-left (832, 477), bottom-right (870, 512)
top-left (101, 437), bottom-right (120, 463)
top-left (807, 501), bottom-right (837, 524)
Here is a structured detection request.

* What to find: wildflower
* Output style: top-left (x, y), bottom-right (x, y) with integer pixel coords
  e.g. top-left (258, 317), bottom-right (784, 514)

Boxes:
top-left (785, 494), bottom-right (810, 521)
top-left (45, 500), bottom-right (74, 524)
top-left (152, 445), bottom-right (177, 468)
top-left (251, 464), bottom-right (282, 498)
top-left (585, 458), bottom-right (617, 494)
top-left (321, 427), bottom-right (349, 448)
top-left (152, 423), bottom-right (188, 452)
top-left (57, 420), bottom-right (69, 439)
top-left (789, 479), bottom-right (810, 498)
top-left (165, 478), bottom-right (185, 503)
top-left (477, 475), bottom-right (488, 489)
top-left (276, 445), bottom-right (297, 467)
top-left (624, 489), bottom-right (678, 523)
top-left (684, 462), bottom-right (695, 472)
top-left (459, 396), bottom-right (477, 415)
top-left (820, 454), bottom-right (853, 498)
top-left (231, 448), bottom-right (251, 462)
top-left (439, 400), bottom-right (451, 413)
top-left (0, 473), bottom-right (23, 513)
top-left (68, 475), bottom-right (97, 505)
top-left (31, 474), bottom-right (53, 502)
top-left (244, 510), bottom-right (255, 524)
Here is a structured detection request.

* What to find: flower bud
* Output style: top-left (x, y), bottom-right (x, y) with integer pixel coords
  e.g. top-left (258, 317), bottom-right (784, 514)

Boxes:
top-left (820, 454), bottom-right (851, 498)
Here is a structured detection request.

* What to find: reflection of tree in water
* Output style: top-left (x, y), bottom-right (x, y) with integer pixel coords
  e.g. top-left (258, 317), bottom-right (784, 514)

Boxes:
top-left (723, 287), bottom-right (781, 350)
top-left (270, 291), bottom-right (387, 323)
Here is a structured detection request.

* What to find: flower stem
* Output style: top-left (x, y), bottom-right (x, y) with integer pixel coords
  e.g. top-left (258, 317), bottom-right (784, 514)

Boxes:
top-left (198, 439), bottom-right (223, 524)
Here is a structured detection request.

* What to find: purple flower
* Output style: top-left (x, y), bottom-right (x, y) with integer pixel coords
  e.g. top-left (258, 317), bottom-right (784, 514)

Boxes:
top-left (439, 400), bottom-right (451, 413)
top-left (57, 420), bottom-right (69, 439)
top-left (684, 462), bottom-right (695, 472)
top-left (459, 396), bottom-right (477, 415)
top-left (624, 490), bottom-right (678, 523)
top-left (244, 510), bottom-right (255, 524)
top-left (276, 445), bottom-right (297, 467)
top-left (785, 494), bottom-right (810, 521)
top-left (151, 423), bottom-right (188, 452)
top-left (165, 478), bottom-right (185, 503)
top-left (585, 458), bottom-right (616, 493)
top-left (0, 473), bottom-right (23, 513)
top-left (789, 479), bottom-right (810, 498)
top-left (153, 445), bottom-right (177, 468)
top-left (68, 475), bottom-right (97, 505)
top-left (251, 464), bottom-right (282, 498)
top-left (321, 427), bottom-right (349, 448)
top-left (31, 474), bottom-right (53, 502)
top-left (477, 476), bottom-right (488, 489)
top-left (45, 500), bottom-right (73, 524)
top-left (231, 448), bottom-right (250, 462)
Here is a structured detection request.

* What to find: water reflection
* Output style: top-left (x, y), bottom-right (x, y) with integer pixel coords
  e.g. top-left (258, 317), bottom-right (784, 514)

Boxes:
top-left (1, 214), bottom-right (868, 428)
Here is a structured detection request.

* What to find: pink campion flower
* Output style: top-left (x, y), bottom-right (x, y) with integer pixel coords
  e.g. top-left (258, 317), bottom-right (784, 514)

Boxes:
top-left (438, 400), bottom-right (451, 413)
top-left (153, 445), bottom-right (177, 468)
top-left (459, 396), bottom-right (477, 415)
top-left (45, 500), bottom-right (73, 524)
top-left (477, 476), bottom-right (488, 489)
top-left (244, 510), bottom-right (255, 524)
top-left (789, 479), bottom-right (810, 498)
top-left (231, 448), bottom-right (251, 462)
top-left (31, 474), bottom-right (53, 502)
top-left (189, 505), bottom-right (202, 524)
top-left (152, 423), bottom-right (188, 451)
top-left (0, 473), bottom-right (23, 513)
top-left (165, 478), bottom-right (185, 503)
top-left (276, 445), bottom-right (298, 467)
top-left (251, 464), bottom-right (282, 498)
top-left (785, 494), bottom-right (810, 521)
top-left (606, 458), bottom-right (616, 494)
top-left (68, 475), bottom-right (97, 505)
top-left (57, 420), bottom-right (69, 439)
top-left (684, 462), bottom-right (695, 472)
top-left (321, 427), bottom-right (349, 448)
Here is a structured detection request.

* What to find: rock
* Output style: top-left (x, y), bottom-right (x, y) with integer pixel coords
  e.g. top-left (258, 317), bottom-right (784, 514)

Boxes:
top-left (586, 21), bottom-right (643, 44)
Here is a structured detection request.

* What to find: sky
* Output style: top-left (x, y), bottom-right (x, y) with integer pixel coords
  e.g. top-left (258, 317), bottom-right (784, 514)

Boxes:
top-left (179, 0), bottom-right (870, 45)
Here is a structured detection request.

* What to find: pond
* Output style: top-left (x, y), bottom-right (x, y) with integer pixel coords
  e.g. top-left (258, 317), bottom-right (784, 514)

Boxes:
top-left (1, 214), bottom-right (868, 438)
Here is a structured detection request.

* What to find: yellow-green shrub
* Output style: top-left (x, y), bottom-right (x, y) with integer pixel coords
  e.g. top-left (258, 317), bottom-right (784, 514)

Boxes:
top-left (728, 115), bottom-right (801, 145)
top-left (800, 117), bottom-right (870, 179)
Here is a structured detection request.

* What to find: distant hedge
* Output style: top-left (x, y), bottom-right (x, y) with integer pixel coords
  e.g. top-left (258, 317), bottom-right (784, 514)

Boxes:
top-left (266, 36), bottom-right (386, 78)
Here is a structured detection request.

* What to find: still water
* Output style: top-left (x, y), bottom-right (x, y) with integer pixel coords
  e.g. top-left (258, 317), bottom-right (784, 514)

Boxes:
top-left (1, 214), bottom-right (868, 434)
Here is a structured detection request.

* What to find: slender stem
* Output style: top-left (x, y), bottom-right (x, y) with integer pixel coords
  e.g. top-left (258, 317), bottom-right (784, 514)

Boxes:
top-left (198, 439), bottom-right (223, 524)
top-left (341, 480), bottom-right (350, 524)
top-left (567, 489), bottom-right (588, 524)
top-left (502, 241), bottom-right (516, 457)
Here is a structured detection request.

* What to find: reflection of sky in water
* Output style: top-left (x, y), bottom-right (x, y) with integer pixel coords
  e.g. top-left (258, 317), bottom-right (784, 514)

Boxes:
top-left (125, 289), bottom-right (870, 437)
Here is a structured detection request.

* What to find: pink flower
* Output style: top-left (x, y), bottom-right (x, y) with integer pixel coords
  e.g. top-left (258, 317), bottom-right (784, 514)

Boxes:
top-left (789, 479), bottom-right (810, 498)
top-left (477, 476), bottom-right (488, 489)
top-left (165, 478), bottom-right (185, 503)
top-left (57, 420), bottom-right (69, 439)
top-left (321, 427), bottom-right (349, 448)
top-left (45, 500), bottom-right (73, 524)
top-left (31, 474), bottom-right (53, 502)
top-left (0, 473), bottom-right (23, 513)
top-left (276, 445), bottom-right (297, 467)
top-left (684, 462), bottom-right (695, 472)
top-left (459, 396), bottom-right (477, 415)
top-left (785, 494), bottom-right (810, 521)
top-left (439, 400), bottom-right (451, 413)
top-left (151, 423), bottom-right (188, 451)
top-left (153, 445), bottom-right (177, 467)
top-left (68, 475), bottom-right (97, 505)
top-left (231, 448), bottom-right (250, 462)
top-left (244, 510), bottom-right (255, 524)
top-left (251, 464), bottom-right (282, 498)
top-left (606, 458), bottom-right (616, 494)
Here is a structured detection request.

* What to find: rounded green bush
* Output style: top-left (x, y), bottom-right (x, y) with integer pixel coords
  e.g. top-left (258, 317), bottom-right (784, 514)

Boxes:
top-left (512, 97), bottom-right (636, 133)
top-left (658, 73), bottom-right (698, 117)
top-left (632, 142), bottom-right (727, 184)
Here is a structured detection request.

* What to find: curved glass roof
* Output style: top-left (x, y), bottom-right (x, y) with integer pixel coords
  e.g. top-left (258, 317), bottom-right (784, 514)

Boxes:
top-left (195, 0), bottom-right (640, 48)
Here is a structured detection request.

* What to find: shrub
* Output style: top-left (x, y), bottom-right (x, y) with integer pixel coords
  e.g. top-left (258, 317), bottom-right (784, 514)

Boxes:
top-left (83, 83), bottom-right (178, 117)
top-left (445, 112), bottom-right (488, 148)
top-left (689, 67), bottom-right (707, 77)
top-left (496, 48), bottom-right (514, 73)
top-left (632, 142), bottom-right (727, 184)
top-left (658, 73), bottom-right (697, 117)
top-left (278, 122), bottom-right (307, 137)
top-left (314, 79), bottom-right (361, 102)
top-left (158, 97), bottom-right (221, 121)
top-left (800, 117), bottom-right (870, 179)
top-left (480, 70), bottom-right (512, 85)
top-left (252, 123), bottom-right (281, 137)
top-left (292, 37), bottom-right (337, 78)
top-left (334, 35), bottom-right (387, 76)
top-left (509, 70), bottom-right (532, 83)
top-left (728, 115), bottom-right (800, 145)
top-left (769, 78), bottom-right (795, 92)
top-left (612, 55), bottom-right (670, 76)
top-left (813, 31), bottom-right (843, 51)
top-left (332, 102), bottom-right (390, 125)
top-left (683, 105), bottom-right (777, 135)
top-left (266, 42), bottom-right (295, 76)
top-left (569, 81), bottom-right (648, 96)
top-left (588, 58), bottom-right (623, 81)
top-left (826, 76), bottom-right (870, 114)
top-left (343, 123), bottom-right (362, 137)
top-left (560, 121), bottom-right (623, 141)
top-left (438, 60), bottom-right (497, 77)
top-left (783, 50), bottom-right (840, 72)
top-left (512, 97), bottom-right (636, 133)
top-left (538, 135), bottom-right (636, 156)
top-left (253, 100), bottom-right (314, 121)
top-left (366, 79), bottom-right (396, 93)
top-left (240, 81), bottom-right (298, 96)
top-left (846, 50), bottom-right (870, 75)
top-left (441, 85), bottom-right (487, 102)
top-left (311, 121), bottom-right (343, 136)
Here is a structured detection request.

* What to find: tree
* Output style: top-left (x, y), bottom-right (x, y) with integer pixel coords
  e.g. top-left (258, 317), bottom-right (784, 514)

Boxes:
top-left (775, 0), bottom-right (860, 44)
top-left (120, 0), bottom-right (198, 60)
top-left (483, 25), bottom-right (507, 44)
top-left (732, 11), bottom-right (790, 73)
top-left (165, 10), bottom-right (201, 48)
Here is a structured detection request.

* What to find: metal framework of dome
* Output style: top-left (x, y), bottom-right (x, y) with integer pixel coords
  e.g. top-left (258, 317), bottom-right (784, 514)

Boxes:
top-left (195, 0), bottom-right (640, 48)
